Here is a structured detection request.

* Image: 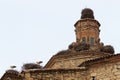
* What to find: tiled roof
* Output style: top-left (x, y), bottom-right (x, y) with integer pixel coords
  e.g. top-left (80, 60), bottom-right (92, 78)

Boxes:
top-left (79, 53), bottom-right (120, 67)
top-left (44, 50), bottom-right (110, 68)
top-left (74, 18), bottom-right (100, 27)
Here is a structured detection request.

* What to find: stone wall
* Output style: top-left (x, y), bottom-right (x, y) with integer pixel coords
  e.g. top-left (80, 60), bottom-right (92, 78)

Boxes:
top-left (23, 60), bottom-right (120, 80)
top-left (52, 55), bottom-right (93, 68)
top-left (75, 19), bottom-right (100, 46)
top-left (86, 60), bottom-right (120, 80)
top-left (23, 69), bottom-right (87, 80)
top-left (50, 52), bottom-right (107, 69)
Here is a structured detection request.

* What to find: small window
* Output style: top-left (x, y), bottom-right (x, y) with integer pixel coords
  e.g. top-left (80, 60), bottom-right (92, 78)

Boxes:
top-left (90, 37), bottom-right (94, 45)
top-left (92, 76), bottom-right (95, 80)
top-left (82, 37), bottom-right (86, 44)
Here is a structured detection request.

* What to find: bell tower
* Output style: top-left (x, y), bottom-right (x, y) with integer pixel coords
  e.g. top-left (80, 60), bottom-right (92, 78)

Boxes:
top-left (74, 8), bottom-right (101, 48)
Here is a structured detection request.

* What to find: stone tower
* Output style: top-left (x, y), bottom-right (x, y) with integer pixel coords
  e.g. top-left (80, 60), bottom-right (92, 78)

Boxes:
top-left (74, 8), bottom-right (101, 50)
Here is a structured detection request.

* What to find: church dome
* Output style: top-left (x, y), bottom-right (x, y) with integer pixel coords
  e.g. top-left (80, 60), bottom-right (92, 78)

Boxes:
top-left (81, 8), bottom-right (94, 19)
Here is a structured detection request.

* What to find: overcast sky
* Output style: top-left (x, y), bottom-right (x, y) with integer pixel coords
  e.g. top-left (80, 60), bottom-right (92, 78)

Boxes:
top-left (0, 0), bottom-right (120, 77)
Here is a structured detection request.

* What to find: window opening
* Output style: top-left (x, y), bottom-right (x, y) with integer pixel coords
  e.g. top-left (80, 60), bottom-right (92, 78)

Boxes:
top-left (92, 76), bottom-right (95, 80)
top-left (90, 37), bottom-right (94, 45)
top-left (82, 37), bottom-right (86, 44)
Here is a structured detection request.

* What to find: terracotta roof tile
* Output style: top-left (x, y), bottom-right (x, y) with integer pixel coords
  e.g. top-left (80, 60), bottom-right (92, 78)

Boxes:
top-left (79, 53), bottom-right (120, 67)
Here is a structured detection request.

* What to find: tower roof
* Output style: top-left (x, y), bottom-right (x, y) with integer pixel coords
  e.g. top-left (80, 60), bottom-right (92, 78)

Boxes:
top-left (81, 8), bottom-right (94, 19)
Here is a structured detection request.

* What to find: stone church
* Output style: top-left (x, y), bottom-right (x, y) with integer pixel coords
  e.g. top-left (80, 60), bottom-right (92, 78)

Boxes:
top-left (1, 8), bottom-right (120, 80)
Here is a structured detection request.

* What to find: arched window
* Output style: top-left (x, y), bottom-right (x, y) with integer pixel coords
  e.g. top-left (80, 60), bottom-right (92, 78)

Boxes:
top-left (90, 37), bottom-right (94, 45)
top-left (82, 37), bottom-right (86, 44)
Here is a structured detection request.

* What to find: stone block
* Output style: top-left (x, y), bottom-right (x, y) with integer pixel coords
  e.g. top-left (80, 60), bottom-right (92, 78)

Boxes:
top-left (114, 71), bottom-right (120, 76)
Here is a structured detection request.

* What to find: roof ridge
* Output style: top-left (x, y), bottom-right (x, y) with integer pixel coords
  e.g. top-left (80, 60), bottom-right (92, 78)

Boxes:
top-left (79, 53), bottom-right (120, 67)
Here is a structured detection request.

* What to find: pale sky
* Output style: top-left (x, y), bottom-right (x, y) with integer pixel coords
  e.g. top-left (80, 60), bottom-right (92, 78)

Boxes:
top-left (0, 0), bottom-right (120, 77)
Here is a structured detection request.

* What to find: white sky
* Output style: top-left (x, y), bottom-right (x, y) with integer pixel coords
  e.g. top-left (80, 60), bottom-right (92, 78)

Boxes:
top-left (0, 0), bottom-right (120, 77)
